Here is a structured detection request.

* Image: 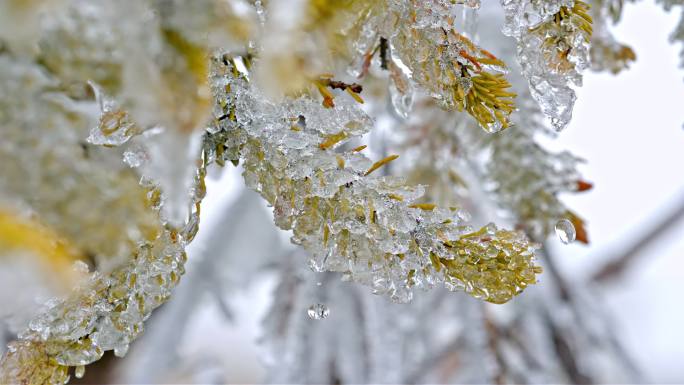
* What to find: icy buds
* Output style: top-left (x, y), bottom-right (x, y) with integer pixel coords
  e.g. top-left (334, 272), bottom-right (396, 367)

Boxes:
top-left (435, 224), bottom-right (542, 304)
top-left (458, 71), bottom-right (517, 132)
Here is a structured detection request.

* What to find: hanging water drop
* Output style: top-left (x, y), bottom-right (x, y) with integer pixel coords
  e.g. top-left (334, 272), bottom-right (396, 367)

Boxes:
top-left (113, 344), bottom-right (129, 358)
top-left (555, 219), bottom-right (576, 244)
top-left (74, 365), bottom-right (85, 379)
top-left (307, 303), bottom-right (329, 320)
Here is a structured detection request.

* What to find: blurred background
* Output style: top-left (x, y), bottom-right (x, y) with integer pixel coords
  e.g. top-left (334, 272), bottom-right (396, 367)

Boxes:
top-left (2, 1), bottom-right (684, 384)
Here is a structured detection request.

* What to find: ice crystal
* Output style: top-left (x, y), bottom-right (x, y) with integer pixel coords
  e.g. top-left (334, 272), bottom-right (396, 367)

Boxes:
top-left (87, 82), bottom-right (141, 147)
top-left (501, 0), bottom-right (593, 130)
top-left (388, 58), bottom-right (415, 120)
top-left (71, 261), bottom-right (89, 274)
top-left (206, 53), bottom-right (541, 304)
top-left (307, 304), bottom-right (330, 320)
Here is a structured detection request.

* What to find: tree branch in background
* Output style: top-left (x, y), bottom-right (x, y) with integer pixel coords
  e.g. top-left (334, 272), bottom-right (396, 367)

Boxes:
top-left (592, 191), bottom-right (684, 283)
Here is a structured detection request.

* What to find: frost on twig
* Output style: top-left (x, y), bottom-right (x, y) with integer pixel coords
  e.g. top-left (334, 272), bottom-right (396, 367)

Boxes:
top-left (658, 1), bottom-right (684, 70)
top-left (501, 0), bottom-right (593, 130)
top-left (589, 0), bottom-right (636, 74)
top-left (205, 53), bottom-right (541, 304)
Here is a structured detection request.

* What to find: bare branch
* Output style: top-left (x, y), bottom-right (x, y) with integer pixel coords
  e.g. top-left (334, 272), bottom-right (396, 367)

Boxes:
top-left (591, 190), bottom-right (684, 283)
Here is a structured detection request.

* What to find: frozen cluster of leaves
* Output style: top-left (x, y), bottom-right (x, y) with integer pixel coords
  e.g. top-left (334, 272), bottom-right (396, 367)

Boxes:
top-left (374, 0), bottom-right (516, 132)
top-left (205, 53), bottom-right (541, 304)
top-left (501, 0), bottom-right (593, 130)
top-left (0, 1), bottom-right (544, 383)
top-left (0, 48), bottom-right (203, 385)
top-left (257, 0), bottom-right (517, 132)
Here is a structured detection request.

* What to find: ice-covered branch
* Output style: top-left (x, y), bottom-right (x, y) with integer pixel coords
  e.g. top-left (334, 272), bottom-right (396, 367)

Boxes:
top-left (592, 191), bottom-right (684, 283)
top-left (206, 53), bottom-right (542, 304)
top-left (256, 0), bottom-right (517, 132)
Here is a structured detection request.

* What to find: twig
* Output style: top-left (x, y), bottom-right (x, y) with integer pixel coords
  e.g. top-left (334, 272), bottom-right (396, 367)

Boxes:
top-left (543, 310), bottom-right (593, 385)
top-left (318, 78), bottom-right (363, 93)
top-left (591, 191), bottom-right (684, 283)
top-left (538, 243), bottom-right (572, 302)
top-left (403, 333), bottom-right (464, 384)
top-left (379, 37), bottom-right (389, 70)
top-left (483, 313), bottom-right (506, 385)
top-left (542, 244), bottom-right (642, 380)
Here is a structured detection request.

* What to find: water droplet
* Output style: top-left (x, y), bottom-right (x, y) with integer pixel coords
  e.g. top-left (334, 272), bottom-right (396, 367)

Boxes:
top-left (316, 281), bottom-right (322, 286)
top-left (74, 365), bottom-right (85, 379)
top-left (555, 219), bottom-right (576, 244)
top-left (307, 303), bottom-right (329, 320)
